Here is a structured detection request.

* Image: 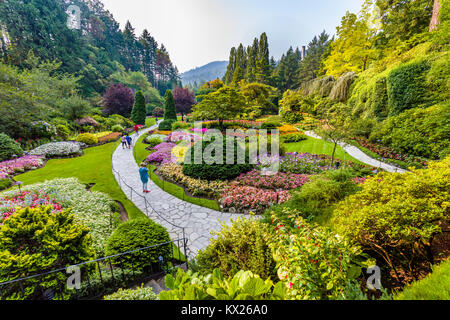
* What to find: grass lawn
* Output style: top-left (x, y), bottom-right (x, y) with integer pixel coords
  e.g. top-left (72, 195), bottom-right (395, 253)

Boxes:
top-left (134, 132), bottom-right (152, 164)
top-left (285, 136), bottom-right (365, 165)
top-left (145, 117), bottom-right (156, 127)
top-left (10, 142), bottom-right (147, 220)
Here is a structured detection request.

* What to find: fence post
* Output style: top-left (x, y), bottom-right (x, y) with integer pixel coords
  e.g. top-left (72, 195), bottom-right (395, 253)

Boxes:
top-left (183, 228), bottom-right (188, 269)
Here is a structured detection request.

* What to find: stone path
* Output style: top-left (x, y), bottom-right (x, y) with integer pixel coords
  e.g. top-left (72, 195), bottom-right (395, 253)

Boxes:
top-left (111, 123), bottom-right (245, 258)
top-left (304, 131), bottom-right (407, 173)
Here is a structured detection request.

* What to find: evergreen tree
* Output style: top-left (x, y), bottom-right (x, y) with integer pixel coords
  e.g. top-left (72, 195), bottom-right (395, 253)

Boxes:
top-left (139, 29), bottom-right (158, 85)
top-left (231, 44), bottom-right (246, 85)
top-left (131, 90), bottom-right (146, 125)
top-left (256, 32), bottom-right (271, 84)
top-left (246, 38), bottom-right (259, 82)
top-left (224, 47), bottom-right (236, 85)
top-left (163, 90), bottom-right (177, 121)
top-left (275, 47), bottom-right (302, 91)
top-left (297, 31), bottom-right (330, 85)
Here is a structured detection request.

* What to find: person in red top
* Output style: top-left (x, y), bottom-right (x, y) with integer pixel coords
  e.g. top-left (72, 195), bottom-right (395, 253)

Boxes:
top-left (134, 124), bottom-right (139, 136)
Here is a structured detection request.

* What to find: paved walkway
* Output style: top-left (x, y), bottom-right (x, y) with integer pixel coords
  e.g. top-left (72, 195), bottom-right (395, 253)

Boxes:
top-left (111, 123), bottom-right (245, 258)
top-left (304, 131), bottom-right (407, 173)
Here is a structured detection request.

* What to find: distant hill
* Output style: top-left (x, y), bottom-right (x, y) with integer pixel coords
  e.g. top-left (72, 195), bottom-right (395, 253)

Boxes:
top-left (180, 61), bottom-right (228, 87)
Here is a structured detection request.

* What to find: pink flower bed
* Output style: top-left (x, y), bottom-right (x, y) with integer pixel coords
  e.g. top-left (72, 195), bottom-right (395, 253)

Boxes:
top-left (0, 155), bottom-right (44, 179)
top-left (352, 177), bottom-right (368, 184)
top-left (0, 190), bottom-right (63, 224)
top-left (168, 131), bottom-right (201, 143)
top-left (220, 185), bottom-right (292, 214)
top-left (234, 170), bottom-right (310, 190)
top-left (190, 128), bottom-right (208, 134)
top-left (146, 142), bottom-right (176, 164)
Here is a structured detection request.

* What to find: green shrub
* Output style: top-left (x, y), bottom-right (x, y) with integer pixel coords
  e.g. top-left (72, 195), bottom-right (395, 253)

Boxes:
top-left (163, 90), bottom-right (177, 121)
top-left (261, 121), bottom-right (282, 130)
top-left (387, 59), bottom-right (431, 116)
top-left (146, 137), bottom-right (162, 148)
top-left (158, 119), bottom-right (176, 131)
top-left (197, 217), bottom-right (276, 280)
top-left (395, 259), bottom-right (450, 300)
top-left (333, 157), bottom-right (450, 282)
top-left (182, 136), bottom-right (253, 181)
top-left (171, 122), bottom-right (189, 131)
top-left (56, 124), bottom-right (70, 140)
top-left (105, 218), bottom-right (171, 271)
top-left (0, 133), bottom-right (24, 161)
top-left (373, 77), bottom-right (389, 120)
top-left (111, 124), bottom-right (124, 132)
top-left (76, 133), bottom-right (99, 145)
top-left (0, 206), bottom-right (96, 300)
top-left (281, 133), bottom-right (307, 143)
top-left (0, 178), bottom-right (12, 191)
top-left (104, 285), bottom-right (158, 300)
top-left (159, 268), bottom-right (286, 300)
top-left (267, 213), bottom-right (367, 300)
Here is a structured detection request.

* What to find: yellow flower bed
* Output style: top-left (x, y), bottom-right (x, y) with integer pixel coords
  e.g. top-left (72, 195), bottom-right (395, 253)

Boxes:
top-left (154, 130), bottom-right (171, 135)
top-left (277, 124), bottom-right (298, 134)
top-left (157, 163), bottom-right (227, 198)
top-left (171, 145), bottom-right (189, 163)
top-left (93, 131), bottom-right (113, 139)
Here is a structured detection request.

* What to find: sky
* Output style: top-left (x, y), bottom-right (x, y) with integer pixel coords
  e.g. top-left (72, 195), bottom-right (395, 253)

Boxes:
top-left (100, 0), bottom-right (365, 73)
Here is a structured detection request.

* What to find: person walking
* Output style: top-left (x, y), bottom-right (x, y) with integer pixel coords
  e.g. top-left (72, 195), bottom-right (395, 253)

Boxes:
top-left (134, 124), bottom-right (140, 136)
top-left (121, 134), bottom-right (127, 149)
top-left (125, 134), bottom-right (132, 149)
top-left (139, 163), bottom-right (150, 193)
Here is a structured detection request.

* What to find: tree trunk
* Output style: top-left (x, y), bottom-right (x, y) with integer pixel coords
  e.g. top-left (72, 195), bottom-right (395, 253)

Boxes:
top-left (331, 143), bottom-right (337, 166)
top-left (429, 0), bottom-right (442, 32)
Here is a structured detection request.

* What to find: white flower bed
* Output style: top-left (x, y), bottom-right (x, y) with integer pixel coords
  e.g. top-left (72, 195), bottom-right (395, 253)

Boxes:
top-left (2, 178), bottom-right (117, 255)
top-left (30, 141), bottom-right (82, 158)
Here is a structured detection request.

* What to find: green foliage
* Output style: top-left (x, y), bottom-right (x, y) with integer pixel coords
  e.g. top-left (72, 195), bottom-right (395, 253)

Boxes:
top-left (76, 133), bottom-right (99, 145)
top-left (146, 137), bottom-right (162, 148)
top-left (104, 285), bottom-right (158, 300)
top-left (152, 107), bottom-right (164, 117)
top-left (183, 136), bottom-right (253, 181)
top-left (371, 104), bottom-right (450, 159)
top-left (395, 259), bottom-right (450, 300)
top-left (333, 157), bottom-right (450, 281)
top-left (105, 218), bottom-right (171, 271)
top-left (267, 213), bottom-right (367, 300)
top-left (0, 206), bottom-right (95, 300)
top-left (130, 91), bottom-right (147, 125)
top-left (60, 95), bottom-right (92, 121)
top-left (171, 122), bottom-right (189, 131)
top-left (279, 90), bottom-right (313, 123)
top-left (329, 72), bottom-right (357, 101)
top-left (197, 217), bottom-right (276, 280)
top-left (387, 59), bottom-right (431, 116)
top-left (158, 119), bottom-right (176, 131)
top-left (56, 124), bottom-right (70, 140)
top-left (281, 133), bottom-right (307, 143)
top-left (159, 268), bottom-right (286, 300)
top-left (111, 125), bottom-right (124, 133)
top-left (0, 133), bottom-right (24, 161)
top-left (0, 179), bottom-right (12, 191)
top-left (163, 90), bottom-right (177, 121)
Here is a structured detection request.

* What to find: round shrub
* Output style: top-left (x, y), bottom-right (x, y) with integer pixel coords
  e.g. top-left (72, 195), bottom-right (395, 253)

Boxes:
top-left (76, 133), bottom-right (98, 145)
top-left (0, 133), bottom-right (24, 161)
top-left (281, 133), bottom-right (307, 143)
top-left (56, 124), bottom-right (70, 140)
top-left (197, 217), bottom-right (276, 280)
top-left (152, 107), bottom-right (164, 117)
top-left (105, 219), bottom-right (171, 271)
top-left (30, 141), bottom-right (82, 158)
top-left (146, 137), bottom-right (162, 148)
top-left (158, 119), bottom-right (175, 131)
top-left (182, 136), bottom-right (253, 181)
top-left (111, 124), bottom-right (124, 132)
top-left (0, 178), bottom-right (12, 191)
top-left (171, 121), bottom-right (189, 131)
top-left (261, 121), bottom-right (282, 130)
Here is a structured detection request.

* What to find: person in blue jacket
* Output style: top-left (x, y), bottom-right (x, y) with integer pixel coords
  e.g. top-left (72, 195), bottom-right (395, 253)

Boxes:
top-left (139, 163), bottom-right (150, 193)
top-left (125, 134), bottom-right (132, 149)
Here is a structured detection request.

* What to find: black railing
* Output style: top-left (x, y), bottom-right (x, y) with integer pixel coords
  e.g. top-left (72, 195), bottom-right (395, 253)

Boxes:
top-left (0, 239), bottom-right (186, 300)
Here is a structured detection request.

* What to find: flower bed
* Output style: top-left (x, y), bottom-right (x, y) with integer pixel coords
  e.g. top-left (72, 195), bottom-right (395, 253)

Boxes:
top-left (220, 186), bottom-right (292, 214)
top-left (157, 163), bottom-right (227, 198)
top-left (0, 190), bottom-right (63, 224)
top-left (0, 155), bottom-right (44, 179)
top-left (0, 178), bottom-right (118, 255)
top-left (279, 153), bottom-right (329, 174)
top-left (233, 170), bottom-right (310, 190)
top-left (98, 132), bottom-right (122, 144)
top-left (93, 131), bottom-right (113, 139)
top-left (146, 142), bottom-right (176, 164)
top-left (277, 124), bottom-right (299, 134)
top-left (30, 141), bottom-right (82, 158)
top-left (168, 131), bottom-right (201, 143)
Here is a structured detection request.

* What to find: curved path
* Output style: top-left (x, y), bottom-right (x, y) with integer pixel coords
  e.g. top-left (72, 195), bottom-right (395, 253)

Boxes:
top-left (111, 123), bottom-right (245, 258)
top-left (304, 131), bottom-right (407, 173)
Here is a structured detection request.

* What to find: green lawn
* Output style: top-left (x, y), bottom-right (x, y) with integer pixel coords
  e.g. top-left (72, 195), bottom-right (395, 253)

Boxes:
top-left (285, 136), bottom-right (365, 165)
top-left (11, 142), bottom-right (146, 220)
top-left (145, 117), bottom-right (156, 127)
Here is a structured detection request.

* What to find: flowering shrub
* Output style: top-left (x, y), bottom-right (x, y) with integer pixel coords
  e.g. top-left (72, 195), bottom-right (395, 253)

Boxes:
top-left (233, 170), bottom-right (310, 190)
top-left (0, 178), bottom-right (118, 255)
top-left (145, 134), bottom-right (168, 143)
top-left (220, 185), bottom-right (292, 214)
top-left (277, 124), bottom-right (298, 134)
top-left (279, 153), bottom-right (329, 174)
top-left (98, 132), bottom-right (122, 144)
top-left (93, 131), bottom-right (113, 139)
top-left (157, 163), bottom-right (227, 197)
top-left (168, 131), bottom-right (201, 143)
top-left (352, 177), bottom-right (367, 184)
top-left (75, 117), bottom-right (100, 127)
top-left (266, 212), bottom-right (366, 300)
top-left (0, 155), bottom-right (44, 179)
top-left (30, 121), bottom-right (57, 139)
top-left (146, 142), bottom-right (176, 164)
top-left (30, 141), bottom-right (82, 158)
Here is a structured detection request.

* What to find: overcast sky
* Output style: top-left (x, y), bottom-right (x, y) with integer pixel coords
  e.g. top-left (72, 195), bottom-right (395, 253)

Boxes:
top-left (100, 0), bottom-right (365, 73)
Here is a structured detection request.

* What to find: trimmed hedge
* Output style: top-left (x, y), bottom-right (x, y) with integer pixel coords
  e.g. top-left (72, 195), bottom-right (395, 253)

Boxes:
top-left (105, 218), bottom-right (171, 271)
top-left (76, 133), bottom-right (99, 145)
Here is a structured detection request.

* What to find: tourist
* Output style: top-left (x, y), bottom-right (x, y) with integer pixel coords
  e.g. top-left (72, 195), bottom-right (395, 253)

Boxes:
top-left (125, 134), bottom-right (132, 149)
top-left (121, 135), bottom-right (127, 149)
top-left (134, 124), bottom-right (139, 136)
top-left (139, 163), bottom-right (150, 193)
